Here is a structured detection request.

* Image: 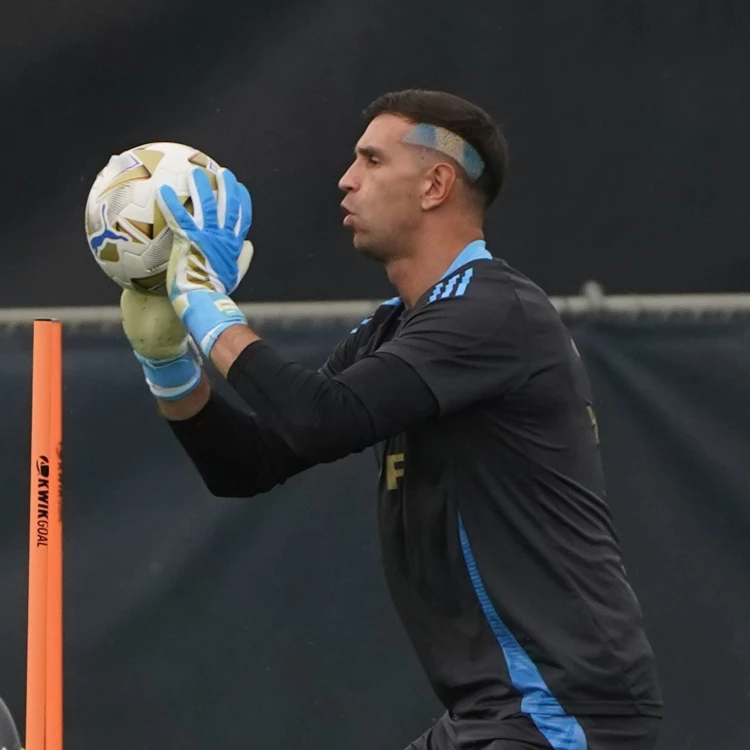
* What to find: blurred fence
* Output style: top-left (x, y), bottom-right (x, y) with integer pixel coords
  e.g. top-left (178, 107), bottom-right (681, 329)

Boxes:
top-left (1, 295), bottom-right (750, 750)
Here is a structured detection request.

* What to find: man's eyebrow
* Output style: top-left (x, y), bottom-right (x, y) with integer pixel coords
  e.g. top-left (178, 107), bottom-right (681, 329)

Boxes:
top-left (354, 145), bottom-right (386, 159)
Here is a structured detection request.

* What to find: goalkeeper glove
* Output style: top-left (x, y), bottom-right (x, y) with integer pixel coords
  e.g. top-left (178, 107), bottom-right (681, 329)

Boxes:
top-left (157, 167), bottom-right (254, 357)
top-left (120, 289), bottom-right (202, 401)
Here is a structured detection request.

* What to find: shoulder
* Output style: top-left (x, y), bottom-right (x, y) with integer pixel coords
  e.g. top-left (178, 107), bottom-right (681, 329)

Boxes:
top-left (348, 296), bottom-right (403, 337)
top-left (408, 258), bottom-right (558, 332)
top-left (320, 297), bottom-right (404, 378)
top-left (437, 257), bottom-right (553, 304)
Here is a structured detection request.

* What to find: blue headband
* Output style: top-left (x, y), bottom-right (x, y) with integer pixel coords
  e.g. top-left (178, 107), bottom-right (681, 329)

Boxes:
top-left (401, 123), bottom-right (485, 182)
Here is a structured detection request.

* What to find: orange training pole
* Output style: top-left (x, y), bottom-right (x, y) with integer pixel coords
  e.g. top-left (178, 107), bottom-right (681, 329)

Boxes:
top-left (46, 321), bottom-right (63, 750)
top-left (26, 319), bottom-right (63, 750)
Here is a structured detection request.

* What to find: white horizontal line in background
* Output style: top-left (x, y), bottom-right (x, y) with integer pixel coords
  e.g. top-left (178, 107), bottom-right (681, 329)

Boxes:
top-left (2, 288), bottom-right (750, 327)
top-left (0, 299), bottom-right (380, 326)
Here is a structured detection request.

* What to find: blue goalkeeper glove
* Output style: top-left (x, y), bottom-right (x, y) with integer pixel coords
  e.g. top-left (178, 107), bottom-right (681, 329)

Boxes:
top-left (157, 167), bottom-right (254, 357)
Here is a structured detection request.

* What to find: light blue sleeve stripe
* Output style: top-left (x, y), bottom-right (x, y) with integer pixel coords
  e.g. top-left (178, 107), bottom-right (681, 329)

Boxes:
top-left (458, 515), bottom-right (588, 750)
top-left (350, 316), bottom-right (371, 334)
top-left (429, 282), bottom-right (446, 304)
top-left (427, 241), bottom-right (488, 304)
top-left (455, 268), bottom-right (475, 297)
top-left (438, 274), bottom-right (461, 300)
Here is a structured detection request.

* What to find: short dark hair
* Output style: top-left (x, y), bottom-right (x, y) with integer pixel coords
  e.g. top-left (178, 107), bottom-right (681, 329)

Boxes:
top-left (362, 89), bottom-right (508, 209)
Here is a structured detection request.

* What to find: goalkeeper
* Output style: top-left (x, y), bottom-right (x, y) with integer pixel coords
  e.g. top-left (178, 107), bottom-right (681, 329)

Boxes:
top-left (121, 90), bottom-right (662, 750)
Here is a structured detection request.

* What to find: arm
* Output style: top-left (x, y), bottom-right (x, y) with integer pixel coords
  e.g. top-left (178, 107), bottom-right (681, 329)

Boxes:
top-left (166, 382), bottom-right (318, 498)
top-left (119, 290), bottom-right (313, 498)
top-left (199, 323), bottom-right (439, 463)
top-left (195, 270), bottom-right (526, 462)
top-left (154, 320), bottom-right (438, 496)
top-left (161, 319), bottom-right (405, 497)
top-left (157, 307), bottom-right (388, 494)
top-left (157, 373), bottom-right (210, 420)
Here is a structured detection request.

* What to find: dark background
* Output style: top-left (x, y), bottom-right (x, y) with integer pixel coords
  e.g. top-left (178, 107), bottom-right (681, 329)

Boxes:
top-left (2, 0), bottom-right (749, 308)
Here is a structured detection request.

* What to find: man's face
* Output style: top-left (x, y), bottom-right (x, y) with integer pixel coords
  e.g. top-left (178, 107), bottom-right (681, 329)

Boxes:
top-left (338, 114), bottom-right (428, 261)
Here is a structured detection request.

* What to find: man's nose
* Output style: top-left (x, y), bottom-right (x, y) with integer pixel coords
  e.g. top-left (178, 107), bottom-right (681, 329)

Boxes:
top-left (338, 163), bottom-right (358, 193)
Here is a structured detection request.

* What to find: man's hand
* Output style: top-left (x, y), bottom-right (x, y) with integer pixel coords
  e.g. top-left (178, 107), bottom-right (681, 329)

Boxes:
top-left (158, 167), bottom-right (254, 357)
top-left (120, 288), bottom-right (203, 401)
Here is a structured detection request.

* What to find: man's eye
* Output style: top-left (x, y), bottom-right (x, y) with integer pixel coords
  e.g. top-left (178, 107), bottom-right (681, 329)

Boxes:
top-left (368, 156), bottom-right (379, 165)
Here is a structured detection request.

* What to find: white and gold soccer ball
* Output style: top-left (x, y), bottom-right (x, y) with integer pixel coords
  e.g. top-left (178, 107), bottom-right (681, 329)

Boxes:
top-left (84, 142), bottom-right (220, 295)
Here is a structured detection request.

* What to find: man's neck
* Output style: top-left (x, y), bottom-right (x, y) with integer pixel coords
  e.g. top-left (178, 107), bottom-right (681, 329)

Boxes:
top-left (385, 227), bottom-right (484, 308)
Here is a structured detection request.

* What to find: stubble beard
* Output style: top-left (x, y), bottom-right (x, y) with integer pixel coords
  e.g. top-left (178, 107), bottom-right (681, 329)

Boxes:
top-left (352, 229), bottom-right (392, 264)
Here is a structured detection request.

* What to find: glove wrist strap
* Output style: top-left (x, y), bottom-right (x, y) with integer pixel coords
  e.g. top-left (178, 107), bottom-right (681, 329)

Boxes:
top-left (173, 290), bottom-right (248, 357)
top-left (133, 344), bottom-right (202, 401)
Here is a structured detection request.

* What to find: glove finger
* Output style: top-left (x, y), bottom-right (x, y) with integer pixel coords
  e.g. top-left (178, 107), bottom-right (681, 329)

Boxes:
top-left (166, 231), bottom-right (192, 299)
top-left (120, 288), bottom-right (187, 360)
top-left (218, 168), bottom-right (240, 232)
top-left (237, 182), bottom-right (253, 239)
top-left (157, 185), bottom-right (196, 236)
top-left (228, 240), bottom-right (255, 293)
top-left (189, 168), bottom-right (218, 230)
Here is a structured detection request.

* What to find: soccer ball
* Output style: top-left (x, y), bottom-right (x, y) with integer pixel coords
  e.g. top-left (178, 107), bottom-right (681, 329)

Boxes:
top-left (84, 142), bottom-right (221, 295)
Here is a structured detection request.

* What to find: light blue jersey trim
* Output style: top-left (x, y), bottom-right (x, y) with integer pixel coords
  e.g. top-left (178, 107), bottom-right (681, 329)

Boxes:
top-left (458, 515), bottom-right (588, 750)
top-left (441, 240), bottom-right (492, 280)
top-left (424, 241), bottom-right (491, 304)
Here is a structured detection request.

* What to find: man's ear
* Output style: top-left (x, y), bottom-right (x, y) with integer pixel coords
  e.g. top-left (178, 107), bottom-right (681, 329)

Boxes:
top-left (421, 163), bottom-right (457, 211)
